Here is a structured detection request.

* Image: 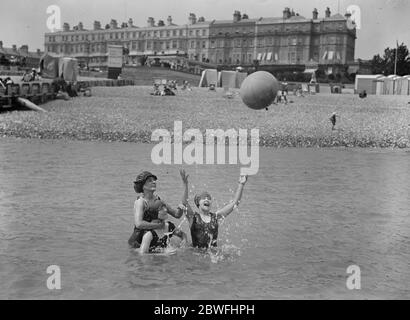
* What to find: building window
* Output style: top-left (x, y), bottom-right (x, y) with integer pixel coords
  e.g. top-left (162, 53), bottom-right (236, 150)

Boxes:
top-left (202, 29), bottom-right (206, 36)
top-left (211, 40), bottom-right (216, 48)
top-left (189, 30), bottom-right (193, 36)
top-left (288, 37), bottom-right (297, 46)
top-left (173, 30), bottom-right (177, 36)
top-left (202, 41), bottom-right (206, 48)
top-left (190, 41), bottom-right (195, 49)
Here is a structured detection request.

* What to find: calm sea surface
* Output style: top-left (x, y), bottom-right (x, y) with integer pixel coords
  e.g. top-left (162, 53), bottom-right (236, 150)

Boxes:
top-left (0, 138), bottom-right (409, 299)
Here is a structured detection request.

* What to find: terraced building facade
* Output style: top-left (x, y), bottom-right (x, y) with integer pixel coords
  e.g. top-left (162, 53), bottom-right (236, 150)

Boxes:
top-left (44, 7), bottom-right (356, 74)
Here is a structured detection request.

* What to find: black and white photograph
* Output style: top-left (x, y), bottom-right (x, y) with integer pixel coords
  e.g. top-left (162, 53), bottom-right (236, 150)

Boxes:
top-left (1, 0), bottom-right (409, 304)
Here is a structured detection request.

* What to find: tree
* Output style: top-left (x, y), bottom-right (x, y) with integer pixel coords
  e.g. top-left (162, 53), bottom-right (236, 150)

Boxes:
top-left (371, 43), bottom-right (410, 76)
top-left (370, 54), bottom-right (385, 75)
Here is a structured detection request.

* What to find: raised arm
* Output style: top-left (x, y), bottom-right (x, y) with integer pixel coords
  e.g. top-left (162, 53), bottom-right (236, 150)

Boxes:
top-left (163, 169), bottom-right (193, 219)
top-left (180, 169), bottom-right (189, 206)
top-left (216, 175), bottom-right (248, 219)
top-left (164, 202), bottom-right (184, 219)
top-left (134, 198), bottom-right (164, 230)
top-left (179, 169), bottom-right (195, 224)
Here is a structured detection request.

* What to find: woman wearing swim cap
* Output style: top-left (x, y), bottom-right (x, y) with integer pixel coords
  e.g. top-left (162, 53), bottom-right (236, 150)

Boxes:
top-left (179, 169), bottom-right (248, 249)
top-left (128, 171), bottom-right (186, 254)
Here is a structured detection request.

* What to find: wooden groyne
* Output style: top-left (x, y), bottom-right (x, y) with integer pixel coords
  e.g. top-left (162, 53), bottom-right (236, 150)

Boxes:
top-left (77, 79), bottom-right (135, 88)
top-left (0, 78), bottom-right (136, 110)
top-left (0, 80), bottom-right (55, 109)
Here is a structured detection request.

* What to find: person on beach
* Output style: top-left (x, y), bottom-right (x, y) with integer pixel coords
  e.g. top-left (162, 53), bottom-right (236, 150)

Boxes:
top-left (179, 169), bottom-right (248, 249)
top-left (21, 71), bottom-right (31, 82)
top-left (330, 112), bottom-right (338, 130)
top-left (359, 90), bottom-right (367, 99)
top-left (29, 68), bottom-right (40, 81)
top-left (128, 171), bottom-right (186, 254)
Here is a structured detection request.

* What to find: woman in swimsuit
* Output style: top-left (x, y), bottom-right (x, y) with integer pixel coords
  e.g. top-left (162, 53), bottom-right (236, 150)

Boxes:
top-left (128, 171), bottom-right (186, 254)
top-left (179, 169), bottom-right (248, 249)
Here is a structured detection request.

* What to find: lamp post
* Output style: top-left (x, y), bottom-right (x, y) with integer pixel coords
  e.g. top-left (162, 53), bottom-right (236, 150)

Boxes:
top-left (85, 40), bottom-right (90, 72)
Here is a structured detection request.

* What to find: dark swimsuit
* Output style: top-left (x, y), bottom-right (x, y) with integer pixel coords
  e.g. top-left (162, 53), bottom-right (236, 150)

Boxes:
top-left (190, 212), bottom-right (219, 249)
top-left (128, 196), bottom-right (175, 251)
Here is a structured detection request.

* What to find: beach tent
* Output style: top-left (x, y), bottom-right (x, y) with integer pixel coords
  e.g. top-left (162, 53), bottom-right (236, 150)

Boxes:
top-left (40, 54), bottom-right (79, 82)
top-left (199, 69), bottom-right (218, 87)
top-left (58, 57), bottom-right (78, 82)
top-left (40, 53), bottom-right (60, 79)
top-left (355, 75), bottom-right (384, 95)
top-left (375, 76), bottom-right (387, 95)
top-left (220, 71), bottom-right (237, 88)
top-left (235, 72), bottom-right (247, 88)
top-left (321, 85), bottom-right (332, 94)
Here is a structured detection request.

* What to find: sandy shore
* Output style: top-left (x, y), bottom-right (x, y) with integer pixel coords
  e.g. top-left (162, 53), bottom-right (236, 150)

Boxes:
top-left (1, 86), bottom-right (410, 148)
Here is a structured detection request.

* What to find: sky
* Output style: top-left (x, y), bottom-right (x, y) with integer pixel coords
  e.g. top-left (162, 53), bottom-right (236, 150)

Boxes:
top-left (0, 0), bottom-right (409, 59)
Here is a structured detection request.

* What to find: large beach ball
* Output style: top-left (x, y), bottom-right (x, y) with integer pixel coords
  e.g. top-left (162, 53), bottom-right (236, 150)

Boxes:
top-left (240, 71), bottom-right (279, 110)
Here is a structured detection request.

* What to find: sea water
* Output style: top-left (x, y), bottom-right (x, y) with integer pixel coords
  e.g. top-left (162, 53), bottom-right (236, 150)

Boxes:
top-left (0, 138), bottom-right (409, 299)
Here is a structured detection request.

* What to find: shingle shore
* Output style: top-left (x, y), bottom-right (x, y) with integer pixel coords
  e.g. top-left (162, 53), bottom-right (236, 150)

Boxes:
top-left (1, 86), bottom-right (409, 148)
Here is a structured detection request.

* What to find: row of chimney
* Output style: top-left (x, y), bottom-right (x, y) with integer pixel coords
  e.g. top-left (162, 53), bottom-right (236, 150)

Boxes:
top-left (147, 16), bottom-right (177, 27)
top-left (62, 14), bottom-right (207, 32)
top-left (59, 7), bottom-right (349, 32)
top-left (283, 7), bottom-right (330, 19)
top-left (0, 41), bottom-right (41, 55)
top-left (63, 18), bottom-right (135, 32)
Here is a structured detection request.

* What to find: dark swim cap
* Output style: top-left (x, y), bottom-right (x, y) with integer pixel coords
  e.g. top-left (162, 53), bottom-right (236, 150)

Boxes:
top-left (194, 192), bottom-right (212, 207)
top-left (134, 171), bottom-right (157, 193)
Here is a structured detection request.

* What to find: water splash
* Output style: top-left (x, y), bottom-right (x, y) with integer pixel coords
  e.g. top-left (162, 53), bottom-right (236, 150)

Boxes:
top-left (207, 244), bottom-right (242, 264)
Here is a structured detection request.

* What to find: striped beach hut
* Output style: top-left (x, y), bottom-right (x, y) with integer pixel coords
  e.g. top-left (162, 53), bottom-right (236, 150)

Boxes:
top-left (375, 76), bottom-right (387, 95)
top-left (355, 75), bottom-right (384, 95)
top-left (383, 75), bottom-right (399, 95)
top-left (396, 75), bottom-right (410, 95)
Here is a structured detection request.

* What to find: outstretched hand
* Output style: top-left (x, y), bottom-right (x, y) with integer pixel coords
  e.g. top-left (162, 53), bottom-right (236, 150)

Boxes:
top-left (179, 169), bottom-right (189, 184)
top-left (239, 175), bottom-right (248, 185)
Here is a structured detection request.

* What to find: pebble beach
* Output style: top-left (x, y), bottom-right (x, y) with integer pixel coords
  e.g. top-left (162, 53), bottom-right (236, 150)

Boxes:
top-left (1, 86), bottom-right (410, 148)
